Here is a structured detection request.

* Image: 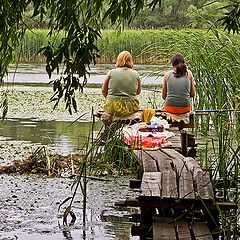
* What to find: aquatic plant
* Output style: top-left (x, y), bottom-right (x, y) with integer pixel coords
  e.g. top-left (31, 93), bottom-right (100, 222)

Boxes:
top-left (140, 25), bottom-right (239, 238)
top-left (57, 107), bottom-right (139, 227)
top-left (16, 29), bottom-right (240, 65)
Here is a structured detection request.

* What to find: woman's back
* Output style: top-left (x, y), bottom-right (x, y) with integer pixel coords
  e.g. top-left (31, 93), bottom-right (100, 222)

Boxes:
top-left (107, 67), bottom-right (139, 100)
top-left (161, 53), bottom-right (195, 114)
top-left (165, 71), bottom-right (191, 108)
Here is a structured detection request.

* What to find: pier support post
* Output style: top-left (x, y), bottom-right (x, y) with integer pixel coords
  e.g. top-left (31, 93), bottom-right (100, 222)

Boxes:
top-left (180, 130), bottom-right (188, 156)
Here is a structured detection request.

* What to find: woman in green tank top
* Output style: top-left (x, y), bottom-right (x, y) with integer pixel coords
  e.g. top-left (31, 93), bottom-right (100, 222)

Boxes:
top-left (102, 51), bottom-right (141, 120)
top-left (162, 53), bottom-right (195, 114)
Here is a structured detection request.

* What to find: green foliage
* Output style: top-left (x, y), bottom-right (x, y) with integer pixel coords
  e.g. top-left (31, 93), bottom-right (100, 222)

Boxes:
top-left (1, 0), bottom-right (240, 116)
top-left (218, 0), bottom-right (240, 34)
top-left (187, 1), bottom-right (226, 28)
top-left (129, 0), bottom-right (228, 29)
top-left (0, 0), bottom-right (163, 115)
top-left (0, 0), bottom-right (28, 81)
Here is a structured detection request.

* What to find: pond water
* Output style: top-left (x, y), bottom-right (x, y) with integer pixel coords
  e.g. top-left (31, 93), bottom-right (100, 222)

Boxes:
top-left (0, 118), bottom-right (102, 156)
top-left (0, 174), bottom-right (137, 240)
top-left (0, 117), bottom-right (139, 240)
top-left (0, 63), bottom-right (163, 240)
top-left (6, 63), bottom-right (164, 86)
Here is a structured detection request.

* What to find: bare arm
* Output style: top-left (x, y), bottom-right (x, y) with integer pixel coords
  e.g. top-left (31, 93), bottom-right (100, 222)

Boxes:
top-left (188, 70), bottom-right (195, 98)
top-left (161, 72), bottom-right (169, 100)
top-left (102, 75), bottom-right (109, 98)
top-left (137, 79), bottom-right (141, 95)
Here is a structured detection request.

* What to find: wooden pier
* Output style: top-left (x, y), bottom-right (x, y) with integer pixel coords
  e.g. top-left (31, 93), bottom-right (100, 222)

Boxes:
top-left (115, 125), bottom-right (237, 240)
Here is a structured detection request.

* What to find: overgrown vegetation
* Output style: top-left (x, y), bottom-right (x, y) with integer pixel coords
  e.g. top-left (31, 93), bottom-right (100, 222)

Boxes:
top-left (160, 28), bottom-right (240, 238)
top-left (16, 28), bottom-right (240, 65)
top-left (1, 0), bottom-right (240, 117)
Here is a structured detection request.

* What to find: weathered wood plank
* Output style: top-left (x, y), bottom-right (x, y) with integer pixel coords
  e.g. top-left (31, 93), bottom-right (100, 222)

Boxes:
top-left (153, 217), bottom-right (176, 240)
top-left (179, 171), bottom-right (195, 199)
top-left (195, 171), bottom-right (214, 199)
top-left (164, 138), bottom-right (181, 149)
top-left (135, 150), bottom-right (213, 200)
top-left (134, 150), bottom-right (158, 172)
top-left (161, 149), bottom-right (185, 160)
top-left (116, 197), bottom-right (237, 212)
top-left (141, 172), bottom-right (162, 197)
top-left (182, 157), bottom-right (202, 172)
top-left (141, 170), bottom-right (197, 200)
top-left (161, 149), bottom-right (185, 170)
top-left (163, 127), bottom-right (182, 149)
top-left (175, 220), bottom-right (192, 239)
top-left (146, 150), bottom-right (174, 171)
top-left (192, 222), bottom-right (213, 240)
top-left (162, 171), bottom-right (178, 198)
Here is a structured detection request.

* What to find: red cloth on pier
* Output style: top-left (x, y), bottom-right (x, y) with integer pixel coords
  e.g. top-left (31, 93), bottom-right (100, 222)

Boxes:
top-left (124, 135), bottom-right (167, 150)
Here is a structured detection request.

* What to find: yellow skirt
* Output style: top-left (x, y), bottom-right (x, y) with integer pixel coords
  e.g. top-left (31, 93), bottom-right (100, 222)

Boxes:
top-left (103, 99), bottom-right (140, 117)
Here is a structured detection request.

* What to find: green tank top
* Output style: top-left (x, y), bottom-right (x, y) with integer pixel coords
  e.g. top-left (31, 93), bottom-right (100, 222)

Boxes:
top-left (164, 71), bottom-right (191, 108)
top-left (106, 67), bottom-right (140, 100)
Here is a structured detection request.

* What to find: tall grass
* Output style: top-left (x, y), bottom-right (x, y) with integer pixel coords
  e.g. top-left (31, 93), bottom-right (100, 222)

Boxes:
top-left (153, 28), bottom-right (240, 238)
top-left (17, 29), bottom-right (240, 65)
top-left (17, 29), bottom-right (63, 62)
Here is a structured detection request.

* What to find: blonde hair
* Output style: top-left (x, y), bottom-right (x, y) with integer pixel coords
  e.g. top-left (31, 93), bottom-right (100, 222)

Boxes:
top-left (115, 51), bottom-right (133, 68)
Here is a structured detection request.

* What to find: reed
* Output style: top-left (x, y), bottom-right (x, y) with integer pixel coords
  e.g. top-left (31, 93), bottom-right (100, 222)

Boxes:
top-left (17, 29), bottom-right (240, 65)
top-left (161, 28), bottom-right (240, 238)
top-left (17, 29), bottom-right (63, 62)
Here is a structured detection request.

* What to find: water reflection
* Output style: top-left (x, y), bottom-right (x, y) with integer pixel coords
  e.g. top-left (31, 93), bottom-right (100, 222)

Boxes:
top-left (0, 118), bottom-right (102, 155)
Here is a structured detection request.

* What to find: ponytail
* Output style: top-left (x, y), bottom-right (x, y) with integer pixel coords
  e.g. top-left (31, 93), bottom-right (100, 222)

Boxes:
top-left (175, 62), bottom-right (187, 77)
top-left (171, 53), bottom-right (187, 77)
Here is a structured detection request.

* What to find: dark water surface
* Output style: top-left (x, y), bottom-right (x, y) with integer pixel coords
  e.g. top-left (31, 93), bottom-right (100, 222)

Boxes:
top-left (0, 118), bottom-right (102, 156)
top-left (0, 63), bottom-right (150, 239)
top-left (0, 174), bottom-right (137, 240)
top-left (0, 120), bottom-right (138, 240)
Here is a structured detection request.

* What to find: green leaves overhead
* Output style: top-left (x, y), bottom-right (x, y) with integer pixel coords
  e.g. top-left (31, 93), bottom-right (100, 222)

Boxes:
top-left (104, 0), bottom-right (162, 25)
top-left (218, 0), bottom-right (240, 34)
top-left (0, 0), bottom-right (240, 115)
top-left (26, 0), bottom-right (162, 113)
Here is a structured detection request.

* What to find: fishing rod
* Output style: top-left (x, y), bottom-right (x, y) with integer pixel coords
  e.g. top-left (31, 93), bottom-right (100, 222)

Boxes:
top-left (194, 109), bottom-right (240, 114)
top-left (152, 109), bottom-right (239, 113)
top-left (95, 109), bottom-right (240, 119)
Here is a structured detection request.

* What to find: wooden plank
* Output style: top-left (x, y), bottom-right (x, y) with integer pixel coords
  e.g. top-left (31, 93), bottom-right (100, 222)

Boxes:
top-left (195, 171), bottom-right (214, 199)
top-left (164, 127), bottom-right (182, 150)
top-left (162, 171), bottom-right (178, 198)
top-left (192, 222), bottom-right (213, 240)
top-left (116, 198), bottom-right (237, 211)
top-left (161, 149), bottom-right (185, 170)
top-left (179, 171), bottom-right (195, 199)
top-left (175, 220), bottom-right (192, 239)
top-left (140, 173), bottom-right (213, 201)
top-left (141, 172), bottom-right (162, 197)
top-left (161, 149), bottom-right (185, 160)
top-left (146, 150), bottom-right (174, 171)
top-left (153, 217), bottom-right (176, 240)
top-left (164, 138), bottom-right (181, 149)
top-left (182, 157), bottom-right (202, 173)
top-left (134, 150), bottom-right (158, 172)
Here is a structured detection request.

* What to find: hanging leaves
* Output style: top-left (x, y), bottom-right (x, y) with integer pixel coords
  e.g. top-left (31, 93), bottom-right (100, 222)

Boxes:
top-left (1, 0), bottom-right (240, 115)
top-left (218, 0), bottom-right (240, 34)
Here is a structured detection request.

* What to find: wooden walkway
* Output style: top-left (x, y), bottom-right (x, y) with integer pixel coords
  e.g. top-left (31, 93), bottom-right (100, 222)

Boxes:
top-left (116, 126), bottom-right (237, 240)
